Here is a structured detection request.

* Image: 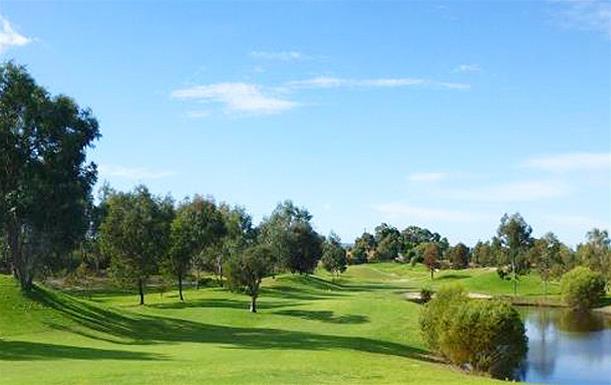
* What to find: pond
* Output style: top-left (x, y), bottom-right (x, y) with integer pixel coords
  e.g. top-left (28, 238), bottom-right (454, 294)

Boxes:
top-left (519, 307), bottom-right (611, 385)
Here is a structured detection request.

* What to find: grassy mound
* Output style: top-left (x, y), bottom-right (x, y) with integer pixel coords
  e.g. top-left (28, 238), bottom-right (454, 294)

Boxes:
top-left (0, 270), bottom-right (503, 385)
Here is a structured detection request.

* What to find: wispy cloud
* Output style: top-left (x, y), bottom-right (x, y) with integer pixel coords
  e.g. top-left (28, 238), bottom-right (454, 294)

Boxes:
top-left (185, 110), bottom-right (211, 119)
top-left (444, 180), bottom-right (571, 202)
top-left (99, 165), bottom-right (176, 180)
top-left (249, 50), bottom-right (308, 61)
top-left (453, 64), bottom-right (481, 73)
top-left (284, 76), bottom-right (470, 90)
top-left (374, 202), bottom-right (487, 223)
top-left (552, 0), bottom-right (611, 39)
top-left (408, 172), bottom-right (448, 182)
top-left (171, 82), bottom-right (298, 115)
top-left (522, 152), bottom-right (611, 172)
top-left (545, 214), bottom-right (610, 230)
top-left (0, 16), bottom-right (31, 53)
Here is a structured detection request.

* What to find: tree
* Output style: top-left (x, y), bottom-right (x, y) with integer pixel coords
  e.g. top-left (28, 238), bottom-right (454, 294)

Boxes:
top-left (321, 232), bottom-right (348, 279)
top-left (373, 224), bottom-right (401, 261)
top-left (472, 240), bottom-right (500, 267)
top-left (577, 228), bottom-right (611, 285)
top-left (259, 201), bottom-right (322, 275)
top-left (100, 186), bottom-right (173, 305)
top-left (448, 243), bottom-right (470, 269)
top-left (225, 244), bottom-right (274, 313)
top-left (0, 62), bottom-right (100, 291)
top-left (205, 204), bottom-right (255, 287)
top-left (350, 231), bottom-right (376, 264)
top-left (531, 232), bottom-right (563, 296)
top-left (166, 196), bottom-right (226, 301)
top-left (496, 213), bottom-right (533, 296)
top-left (560, 267), bottom-right (606, 311)
top-left (423, 243), bottom-right (440, 279)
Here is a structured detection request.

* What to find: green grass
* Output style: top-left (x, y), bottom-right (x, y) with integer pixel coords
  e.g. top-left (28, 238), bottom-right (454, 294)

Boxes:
top-left (0, 265), bottom-right (530, 385)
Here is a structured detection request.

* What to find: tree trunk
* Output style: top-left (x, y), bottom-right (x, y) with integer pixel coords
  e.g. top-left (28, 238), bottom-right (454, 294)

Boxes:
top-left (7, 220), bottom-right (33, 291)
top-left (250, 296), bottom-right (257, 313)
top-left (138, 278), bottom-right (145, 305)
top-left (178, 275), bottom-right (184, 301)
top-left (430, 269), bottom-right (434, 280)
top-left (196, 267), bottom-right (200, 290)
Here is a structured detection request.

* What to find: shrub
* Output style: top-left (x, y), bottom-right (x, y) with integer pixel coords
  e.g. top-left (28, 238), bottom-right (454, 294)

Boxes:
top-left (420, 285), bottom-right (527, 379)
top-left (439, 300), bottom-right (527, 379)
top-left (419, 285), bottom-right (468, 350)
top-left (560, 267), bottom-right (606, 311)
top-left (420, 286), bottom-right (434, 303)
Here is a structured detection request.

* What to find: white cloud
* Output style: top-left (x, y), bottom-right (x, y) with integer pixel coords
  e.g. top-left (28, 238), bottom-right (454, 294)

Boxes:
top-left (522, 152), bottom-right (611, 172)
top-left (0, 16), bottom-right (31, 53)
top-left (171, 82), bottom-right (298, 115)
top-left (374, 203), bottom-right (487, 223)
top-left (185, 110), bottom-right (211, 118)
top-left (553, 0), bottom-right (611, 39)
top-left (408, 172), bottom-right (448, 182)
top-left (284, 76), bottom-right (470, 90)
top-left (250, 50), bottom-right (307, 61)
top-left (99, 165), bottom-right (176, 180)
top-left (444, 180), bottom-right (571, 202)
top-left (453, 64), bottom-right (481, 73)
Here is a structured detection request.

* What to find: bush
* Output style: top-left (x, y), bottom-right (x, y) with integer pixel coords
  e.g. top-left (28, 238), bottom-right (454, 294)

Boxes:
top-left (420, 285), bottom-right (527, 379)
top-left (420, 286), bottom-right (433, 303)
top-left (560, 267), bottom-right (606, 311)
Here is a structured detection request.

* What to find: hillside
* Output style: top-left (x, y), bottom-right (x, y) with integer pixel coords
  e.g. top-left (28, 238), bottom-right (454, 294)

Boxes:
top-left (0, 267), bottom-right (506, 385)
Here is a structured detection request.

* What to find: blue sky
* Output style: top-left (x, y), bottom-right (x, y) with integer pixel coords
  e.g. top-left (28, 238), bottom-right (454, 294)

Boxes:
top-left (1, 1), bottom-right (610, 246)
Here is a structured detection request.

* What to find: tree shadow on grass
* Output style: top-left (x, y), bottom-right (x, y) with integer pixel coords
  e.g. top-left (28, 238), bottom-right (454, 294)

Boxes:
top-left (148, 298), bottom-right (296, 311)
top-left (435, 273), bottom-right (469, 281)
top-left (273, 309), bottom-right (369, 324)
top-left (30, 286), bottom-right (435, 363)
top-left (0, 340), bottom-right (164, 361)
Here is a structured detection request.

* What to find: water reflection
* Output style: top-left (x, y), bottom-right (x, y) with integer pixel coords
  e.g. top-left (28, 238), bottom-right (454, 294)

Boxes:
top-left (519, 307), bottom-right (611, 385)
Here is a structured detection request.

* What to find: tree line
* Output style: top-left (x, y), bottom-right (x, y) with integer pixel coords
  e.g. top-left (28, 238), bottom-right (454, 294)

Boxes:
top-left (350, 214), bottom-right (610, 295)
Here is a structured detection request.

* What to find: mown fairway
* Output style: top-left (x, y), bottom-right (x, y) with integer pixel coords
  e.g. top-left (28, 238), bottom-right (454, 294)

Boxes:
top-left (0, 265), bottom-right (556, 385)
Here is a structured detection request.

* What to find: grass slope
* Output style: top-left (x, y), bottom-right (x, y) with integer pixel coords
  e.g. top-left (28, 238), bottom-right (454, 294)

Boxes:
top-left (0, 266), bottom-right (505, 385)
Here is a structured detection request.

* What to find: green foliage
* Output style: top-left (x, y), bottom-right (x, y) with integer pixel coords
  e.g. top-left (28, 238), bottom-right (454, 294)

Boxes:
top-left (321, 232), bottom-right (348, 278)
top-left (420, 285), bottom-right (527, 379)
top-left (100, 186), bottom-right (173, 304)
top-left (577, 228), bottom-right (611, 283)
top-left (471, 241), bottom-right (500, 267)
top-left (225, 244), bottom-right (274, 312)
top-left (419, 285), bottom-right (468, 350)
top-left (448, 243), bottom-right (470, 269)
top-left (373, 223), bottom-right (401, 261)
top-left (420, 286), bottom-right (433, 303)
top-left (560, 266), bottom-right (606, 311)
top-left (496, 213), bottom-right (533, 295)
top-left (0, 62), bottom-right (100, 290)
top-left (165, 195), bottom-right (226, 300)
top-left (259, 201), bottom-right (322, 275)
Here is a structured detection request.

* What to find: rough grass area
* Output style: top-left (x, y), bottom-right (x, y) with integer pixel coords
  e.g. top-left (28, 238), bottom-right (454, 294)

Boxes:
top-left (0, 263), bottom-right (562, 385)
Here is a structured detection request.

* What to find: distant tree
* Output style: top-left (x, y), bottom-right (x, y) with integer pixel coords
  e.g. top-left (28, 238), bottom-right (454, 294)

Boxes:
top-left (350, 231), bottom-right (376, 264)
top-left (496, 213), bottom-right (533, 296)
top-left (472, 240), bottom-right (500, 267)
top-left (0, 62), bottom-right (100, 291)
top-left (165, 196), bottom-right (225, 301)
top-left (531, 232), bottom-right (563, 296)
top-left (373, 224), bottom-right (401, 261)
top-left (448, 243), bottom-right (470, 269)
top-left (225, 244), bottom-right (274, 313)
top-left (577, 228), bottom-right (611, 285)
top-left (321, 232), bottom-right (348, 279)
top-left (203, 204), bottom-right (255, 287)
top-left (423, 243), bottom-right (440, 279)
top-left (100, 186), bottom-right (173, 305)
top-left (259, 201), bottom-right (322, 275)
